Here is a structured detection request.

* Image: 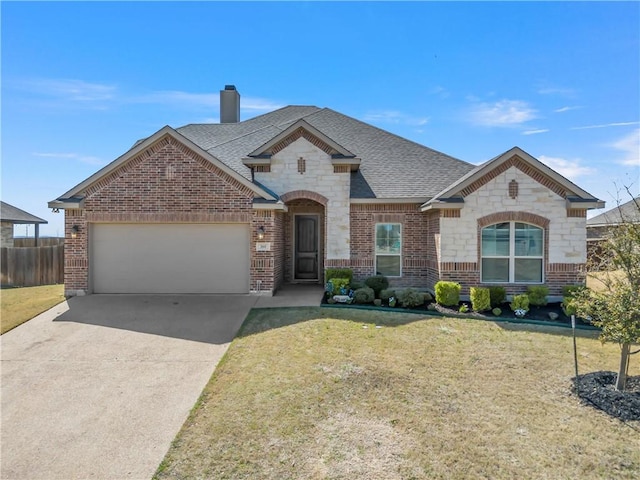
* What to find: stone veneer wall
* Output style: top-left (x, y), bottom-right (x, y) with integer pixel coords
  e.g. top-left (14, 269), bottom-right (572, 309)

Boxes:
top-left (255, 137), bottom-right (350, 261)
top-left (438, 165), bottom-right (587, 295)
top-left (1, 222), bottom-right (14, 247)
top-left (63, 135), bottom-right (266, 295)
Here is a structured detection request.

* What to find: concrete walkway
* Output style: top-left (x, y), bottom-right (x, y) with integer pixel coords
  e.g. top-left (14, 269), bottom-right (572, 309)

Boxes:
top-left (1, 294), bottom-right (257, 480)
top-left (255, 283), bottom-right (324, 308)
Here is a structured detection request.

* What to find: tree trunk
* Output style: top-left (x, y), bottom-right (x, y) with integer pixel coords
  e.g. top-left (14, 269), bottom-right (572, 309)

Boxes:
top-left (615, 343), bottom-right (630, 391)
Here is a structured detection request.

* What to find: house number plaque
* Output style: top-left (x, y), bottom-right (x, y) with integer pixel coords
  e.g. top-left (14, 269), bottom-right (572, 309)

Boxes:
top-left (256, 242), bottom-right (271, 252)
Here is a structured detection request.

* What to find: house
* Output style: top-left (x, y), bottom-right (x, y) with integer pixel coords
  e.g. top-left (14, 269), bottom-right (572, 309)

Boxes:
top-left (586, 196), bottom-right (640, 265)
top-left (1, 201), bottom-right (48, 247)
top-left (49, 85), bottom-right (604, 298)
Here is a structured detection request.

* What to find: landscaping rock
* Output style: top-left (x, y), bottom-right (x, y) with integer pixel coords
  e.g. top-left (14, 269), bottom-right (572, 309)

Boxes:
top-left (333, 295), bottom-right (351, 303)
top-left (548, 312), bottom-right (559, 321)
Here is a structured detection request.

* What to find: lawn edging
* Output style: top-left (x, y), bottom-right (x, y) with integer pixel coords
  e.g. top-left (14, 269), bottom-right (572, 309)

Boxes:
top-left (320, 302), bottom-right (599, 331)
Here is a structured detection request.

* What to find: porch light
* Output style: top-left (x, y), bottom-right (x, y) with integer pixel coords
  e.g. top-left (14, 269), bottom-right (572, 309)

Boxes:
top-left (257, 226), bottom-right (265, 240)
top-left (71, 225), bottom-right (80, 239)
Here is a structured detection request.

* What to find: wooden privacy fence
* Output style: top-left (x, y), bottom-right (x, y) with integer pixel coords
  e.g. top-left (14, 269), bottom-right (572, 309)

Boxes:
top-left (1, 243), bottom-right (64, 287)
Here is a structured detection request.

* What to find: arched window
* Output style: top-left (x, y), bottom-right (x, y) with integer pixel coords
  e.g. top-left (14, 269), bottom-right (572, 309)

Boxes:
top-left (481, 222), bottom-right (543, 283)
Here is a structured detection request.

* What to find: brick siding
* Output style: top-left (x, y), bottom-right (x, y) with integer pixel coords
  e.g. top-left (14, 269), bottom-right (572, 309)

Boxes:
top-left (64, 135), bottom-right (269, 294)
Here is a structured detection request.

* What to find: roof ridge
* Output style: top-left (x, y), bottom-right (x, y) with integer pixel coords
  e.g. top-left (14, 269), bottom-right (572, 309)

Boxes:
top-left (320, 108), bottom-right (472, 168)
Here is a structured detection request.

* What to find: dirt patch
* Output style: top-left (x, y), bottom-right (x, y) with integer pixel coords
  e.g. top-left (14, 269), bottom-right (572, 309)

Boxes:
top-left (575, 371), bottom-right (640, 422)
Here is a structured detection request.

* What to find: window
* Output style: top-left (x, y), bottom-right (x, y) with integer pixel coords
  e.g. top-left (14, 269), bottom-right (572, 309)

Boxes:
top-left (375, 223), bottom-right (401, 277)
top-left (481, 222), bottom-right (543, 283)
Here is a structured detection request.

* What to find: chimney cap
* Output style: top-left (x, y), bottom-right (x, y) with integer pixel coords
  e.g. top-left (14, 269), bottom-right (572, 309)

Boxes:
top-left (224, 85), bottom-right (237, 91)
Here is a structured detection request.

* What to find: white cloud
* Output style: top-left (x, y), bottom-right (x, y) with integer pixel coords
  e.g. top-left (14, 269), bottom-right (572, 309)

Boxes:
top-left (554, 106), bottom-right (581, 113)
top-left (20, 78), bottom-right (117, 104)
top-left (537, 84), bottom-right (575, 96)
top-left (570, 121), bottom-right (639, 130)
top-left (610, 129), bottom-right (640, 167)
top-left (429, 85), bottom-right (450, 98)
top-left (13, 77), bottom-right (282, 113)
top-left (469, 100), bottom-right (537, 127)
top-left (538, 155), bottom-right (596, 180)
top-left (33, 152), bottom-right (104, 165)
top-left (522, 129), bottom-right (549, 135)
top-left (363, 111), bottom-right (429, 126)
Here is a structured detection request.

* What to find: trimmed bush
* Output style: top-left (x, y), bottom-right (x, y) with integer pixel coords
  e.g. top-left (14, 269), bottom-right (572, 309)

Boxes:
top-left (435, 281), bottom-right (461, 307)
top-left (364, 275), bottom-right (389, 297)
top-left (492, 307), bottom-right (502, 316)
top-left (423, 292), bottom-right (434, 303)
top-left (380, 289), bottom-right (396, 303)
top-left (350, 281), bottom-right (364, 291)
top-left (330, 278), bottom-right (350, 295)
top-left (562, 285), bottom-right (585, 316)
top-left (397, 288), bottom-right (425, 308)
top-left (470, 287), bottom-right (491, 312)
top-left (325, 268), bottom-right (353, 284)
top-left (526, 286), bottom-right (549, 307)
top-left (488, 286), bottom-right (506, 307)
top-left (353, 287), bottom-right (375, 304)
top-left (510, 294), bottom-right (530, 312)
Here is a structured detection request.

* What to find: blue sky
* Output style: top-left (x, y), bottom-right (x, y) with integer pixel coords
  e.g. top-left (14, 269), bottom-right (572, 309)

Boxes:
top-left (2, 1), bottom-right (639, 237)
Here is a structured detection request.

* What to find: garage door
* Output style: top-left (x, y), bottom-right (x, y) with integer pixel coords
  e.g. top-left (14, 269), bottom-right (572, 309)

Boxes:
top-left (91, 224), bottom-right (250, 294)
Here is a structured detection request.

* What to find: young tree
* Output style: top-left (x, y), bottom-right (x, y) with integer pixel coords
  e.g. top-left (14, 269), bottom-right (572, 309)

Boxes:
top-left (572, 189), bottom-right (640, 391)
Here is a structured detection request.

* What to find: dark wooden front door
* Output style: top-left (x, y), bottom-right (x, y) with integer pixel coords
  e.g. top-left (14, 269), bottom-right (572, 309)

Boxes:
top-left (294, 215), bottom-right (318, 280)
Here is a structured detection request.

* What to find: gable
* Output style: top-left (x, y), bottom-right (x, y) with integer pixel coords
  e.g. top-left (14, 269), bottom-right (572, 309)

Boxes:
top-left (82, 136), bottom-right (256, 214)
top-left (49, 126), bottom-right (276, 210)
top-left (421, 147), bottom-right (603, 212)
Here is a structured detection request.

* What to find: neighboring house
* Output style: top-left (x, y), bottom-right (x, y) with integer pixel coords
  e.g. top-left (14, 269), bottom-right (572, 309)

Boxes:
top-left (586, 196), bottom-right (640, 265)
top-left (1, 201), bottom-right (48, 247)
top-left (49, 85), bottom-right (604, 297)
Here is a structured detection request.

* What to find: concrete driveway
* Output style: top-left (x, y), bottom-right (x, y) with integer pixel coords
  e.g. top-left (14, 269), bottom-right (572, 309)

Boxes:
top-left (1, 294), bottom-right (257, 480)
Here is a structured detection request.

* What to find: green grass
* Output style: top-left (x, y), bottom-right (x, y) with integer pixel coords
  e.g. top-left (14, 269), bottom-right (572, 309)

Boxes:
top-left (155, 307), bottom-right (640, 480)
top-left (0, 284), bottom-right (65, 334)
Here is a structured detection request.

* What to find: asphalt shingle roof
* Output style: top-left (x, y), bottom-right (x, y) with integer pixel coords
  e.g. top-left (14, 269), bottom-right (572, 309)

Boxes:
top-left (587, 197), bottom-right (640, 226)
top-left (177, 106), bottom-right (475, 199)
top-left (0, 201), bottom-right (47, 224)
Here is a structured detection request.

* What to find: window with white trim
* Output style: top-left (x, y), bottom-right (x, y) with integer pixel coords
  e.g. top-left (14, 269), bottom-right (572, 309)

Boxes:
top-left (375, 223), bottom-right (401, 277)
top-left (481, 222), bottom-right (543, 283)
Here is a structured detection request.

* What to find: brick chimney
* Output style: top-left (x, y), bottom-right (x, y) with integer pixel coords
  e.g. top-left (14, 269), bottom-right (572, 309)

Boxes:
top-left (220, 85), bottom-right (240, 123)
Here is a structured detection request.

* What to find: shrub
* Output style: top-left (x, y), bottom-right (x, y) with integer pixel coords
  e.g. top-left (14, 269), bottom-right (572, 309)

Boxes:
top-left (325, 268), bottom-right (353, 284)
top-left (527, 286), bottom-right (549, 307)
top-left (397, 288), bottom-right (425, 308)
top-left (435, 281), bottom-right (461, 307)
top-left (353, 287), bottom-right (375, 304)
top-left (350, 281), bottom-right (364, 290)
top-left (373, 299), bottom-right (382, 306)
top-left (423, 292), bottom-right (434, 303)
top-left (470, 287), bottom-right (491, 312)
top-left (364, 275), bottom-right (389, 297)
top-left (459, 304), bottom-right (469, 313)
top-left (562, 285), bottom-right (586, 316)
top-left (379, 289), bottom-right (396, 303)
top-left (492, 307), bottom-right (502, 316)
top-left (330, 278), bottom-right (350, 295)
top-left (510, 294), bottom-right (530, 312)
top-left (488, 286), bottom-right (506, 307)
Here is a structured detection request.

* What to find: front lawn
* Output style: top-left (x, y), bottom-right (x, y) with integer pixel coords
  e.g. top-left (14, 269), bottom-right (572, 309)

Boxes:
top-left (155, 307), bottom-right (640, 480)
top-left (0, 284), bottom-right (65, 334)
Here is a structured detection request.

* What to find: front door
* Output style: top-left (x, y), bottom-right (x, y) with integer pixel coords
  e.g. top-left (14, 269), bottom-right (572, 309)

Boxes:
top-left (294, 215), bottom-right (318, 280)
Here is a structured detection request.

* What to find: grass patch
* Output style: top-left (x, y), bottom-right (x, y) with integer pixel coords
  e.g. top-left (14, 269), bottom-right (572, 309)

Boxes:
top-left (1, 284), bottom-right (65, 334)
top-left (155, 307), bottom-right (640, 480)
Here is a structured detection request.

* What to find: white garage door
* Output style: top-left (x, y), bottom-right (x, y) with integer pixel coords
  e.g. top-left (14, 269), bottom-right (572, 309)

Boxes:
top-left (91, 223), bottom-right (250, 294)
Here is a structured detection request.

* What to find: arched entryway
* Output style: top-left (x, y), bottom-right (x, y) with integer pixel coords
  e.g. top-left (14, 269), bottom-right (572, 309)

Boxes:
top-left (281, 191), bottom-right (327, 283)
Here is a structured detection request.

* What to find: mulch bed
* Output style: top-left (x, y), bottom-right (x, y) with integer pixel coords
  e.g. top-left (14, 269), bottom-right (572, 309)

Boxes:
top-left (323, 295), bottom-right (593, 328)
top-left (574, 371), bottom-right (640, 422)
